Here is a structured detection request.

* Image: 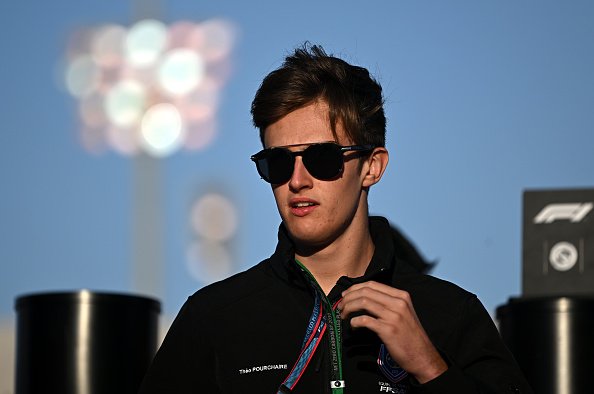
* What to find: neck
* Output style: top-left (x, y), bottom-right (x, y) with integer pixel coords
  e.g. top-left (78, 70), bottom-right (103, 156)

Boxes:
top-left (294, 216), bottom-right (375, 295)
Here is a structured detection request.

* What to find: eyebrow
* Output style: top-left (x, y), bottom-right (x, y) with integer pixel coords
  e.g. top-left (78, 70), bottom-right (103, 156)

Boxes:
top-left (267, 140), bottom-right (336, 149)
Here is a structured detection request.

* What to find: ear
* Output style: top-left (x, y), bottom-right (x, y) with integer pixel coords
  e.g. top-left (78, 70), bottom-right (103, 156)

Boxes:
top-left (362, 147), bottom-right (389, 187)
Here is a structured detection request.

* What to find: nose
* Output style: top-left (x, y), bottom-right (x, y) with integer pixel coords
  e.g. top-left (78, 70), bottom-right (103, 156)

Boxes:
top-left (288, 156), bottom-right (313, 192)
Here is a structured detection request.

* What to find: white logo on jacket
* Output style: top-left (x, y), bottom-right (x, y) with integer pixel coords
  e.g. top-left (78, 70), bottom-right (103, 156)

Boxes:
top-left (378, 381), bottom-right (408, 393)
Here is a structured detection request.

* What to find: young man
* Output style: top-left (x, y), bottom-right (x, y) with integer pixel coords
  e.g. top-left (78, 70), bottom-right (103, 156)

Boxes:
top-left (139, 45), bottom-right (532, 393)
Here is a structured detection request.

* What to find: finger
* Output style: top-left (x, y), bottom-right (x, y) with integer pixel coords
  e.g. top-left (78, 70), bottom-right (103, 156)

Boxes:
top-left (339, 287), bottom-right (424, 339)
top-left (340, 291), bottom-right (389, 319)
top-left (343, 281), bottom-right (412, 305)
top-left (349, 313), bottom-right (382, 331)
top-left (348, 309), bottom-right (406, 340)
top-left (340, 285), bottom-right (412, 316)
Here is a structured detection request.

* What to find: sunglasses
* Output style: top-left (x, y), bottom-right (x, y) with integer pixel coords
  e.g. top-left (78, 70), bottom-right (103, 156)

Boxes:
top-left (251, 142), bottom-right (375, 184)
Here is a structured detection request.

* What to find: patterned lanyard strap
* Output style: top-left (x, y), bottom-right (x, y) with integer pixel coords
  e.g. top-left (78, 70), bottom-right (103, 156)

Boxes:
top-left (278, 260), bottom-right (345, 394)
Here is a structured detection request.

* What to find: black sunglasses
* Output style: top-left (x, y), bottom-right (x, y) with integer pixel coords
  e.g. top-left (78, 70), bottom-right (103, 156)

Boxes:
top-left (251, 142), bottom-right (376, 184)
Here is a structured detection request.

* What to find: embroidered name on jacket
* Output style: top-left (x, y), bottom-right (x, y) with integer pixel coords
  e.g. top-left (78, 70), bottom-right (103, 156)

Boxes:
top-left (238, 364), bottom-right (288, 375)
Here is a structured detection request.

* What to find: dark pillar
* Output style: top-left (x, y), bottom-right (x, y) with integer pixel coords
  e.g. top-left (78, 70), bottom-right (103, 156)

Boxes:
top-left (497, 297), bottom-right (594, 394)
top-left (15, 291), bottom-right (160, 394)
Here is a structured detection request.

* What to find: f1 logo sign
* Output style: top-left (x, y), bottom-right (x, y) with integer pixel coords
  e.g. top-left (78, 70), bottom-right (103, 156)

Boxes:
top-left (533, 203), bottom-right (593, 224)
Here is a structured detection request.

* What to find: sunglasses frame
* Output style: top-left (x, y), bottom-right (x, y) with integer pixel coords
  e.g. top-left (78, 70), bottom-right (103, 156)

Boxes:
top-left (251, 142), bottom-right (376, 184)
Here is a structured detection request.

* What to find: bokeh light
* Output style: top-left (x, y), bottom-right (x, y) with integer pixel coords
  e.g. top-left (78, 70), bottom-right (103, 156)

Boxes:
top-left (125, 19), bottom-right (168, 68)
top-left (106, 125), bottom-right (139, 156)
top-left (187, 192), bottom-right (238, 283)
top-left (63, 18), bottom-right (237, 157)
top-left (79, 93), bottom-right (107, 128)
top-left (140, 103), bottom-right (185, 157)
top-left (105, 80), bottom-right (146, 127)
top-left (190, 19), bottom-right (236, 62)
top-left (157, 49), bottom-right (205, 96)
top-left (180, 78), bottom-right (219, 121)
top-left (190, 193), bottom-right (238, 242)
top-left (65, 55), bottom-right (100, 98)
top-left (91, 24), bottom-right (126, 68)
top-left (185, 119), bottom-right (217, 151)
top-left (186, 240), bottom-right (233, 283)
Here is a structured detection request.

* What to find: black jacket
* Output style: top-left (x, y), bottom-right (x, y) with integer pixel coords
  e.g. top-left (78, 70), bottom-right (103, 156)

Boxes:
top-left (139, 217), bottom-right (532, 393)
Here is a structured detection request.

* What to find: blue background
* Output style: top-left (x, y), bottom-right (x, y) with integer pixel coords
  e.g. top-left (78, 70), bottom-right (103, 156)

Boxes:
top-left (1, 0), bottom-right (593, 335)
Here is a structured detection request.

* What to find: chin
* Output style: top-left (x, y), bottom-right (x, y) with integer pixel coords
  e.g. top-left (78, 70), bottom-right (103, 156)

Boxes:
top-left (284, 221), bottom-right (336, 250)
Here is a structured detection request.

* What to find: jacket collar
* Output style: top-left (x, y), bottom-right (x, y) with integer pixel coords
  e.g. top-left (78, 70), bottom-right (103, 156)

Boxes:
top-left (268, 216), bottom-right (402, 286)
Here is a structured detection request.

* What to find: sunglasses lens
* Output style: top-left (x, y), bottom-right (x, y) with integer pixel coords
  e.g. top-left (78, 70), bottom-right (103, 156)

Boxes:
top-left (256, 149), bottom-right (293, 184)
top-left (253, 143), bottom-right (349, 183)
top-left (303, 143), bottom-right (343, 180)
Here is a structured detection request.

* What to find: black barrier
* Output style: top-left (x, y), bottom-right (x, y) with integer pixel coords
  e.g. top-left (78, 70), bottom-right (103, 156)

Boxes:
top-left (497, 297), bottom-right (594, 394)
top-left (15, 291), bottom-right (160, 394)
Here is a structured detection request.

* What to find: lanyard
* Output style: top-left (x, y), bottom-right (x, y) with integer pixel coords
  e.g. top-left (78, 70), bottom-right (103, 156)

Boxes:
top-left (278, 260), bottom-right (345, 394)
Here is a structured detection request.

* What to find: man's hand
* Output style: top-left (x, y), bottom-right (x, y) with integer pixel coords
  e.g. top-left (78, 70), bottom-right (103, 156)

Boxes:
top-left (338, 281), bottom-right (448, 384)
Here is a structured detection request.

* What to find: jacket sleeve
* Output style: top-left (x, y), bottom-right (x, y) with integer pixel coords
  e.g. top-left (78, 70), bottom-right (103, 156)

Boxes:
top-left (138, 297), bottom-right (221, 394)
top-left (411, 295), bottom-right (533, 394)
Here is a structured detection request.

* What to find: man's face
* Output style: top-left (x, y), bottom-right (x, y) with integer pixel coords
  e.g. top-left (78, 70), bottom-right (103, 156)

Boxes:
top-left (263, 101), bottom-right (370, 250)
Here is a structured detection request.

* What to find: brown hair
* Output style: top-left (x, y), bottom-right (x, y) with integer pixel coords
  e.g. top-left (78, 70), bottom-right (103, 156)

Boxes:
top-left (251, 44), bottom-right (386, 147)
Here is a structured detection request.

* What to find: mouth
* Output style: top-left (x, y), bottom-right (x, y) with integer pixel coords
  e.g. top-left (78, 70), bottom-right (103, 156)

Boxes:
top-left (289, 199), bottom-right (319, 216)
top-left (291, 201), bottom-right (317, 208)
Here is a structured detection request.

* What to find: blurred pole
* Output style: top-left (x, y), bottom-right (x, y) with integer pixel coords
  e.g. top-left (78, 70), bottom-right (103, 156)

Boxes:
top-left (131, 0), bottom-right (164, 300)
top-left (131, 0), bottom-right (163, 21)
top-left (132, 154), bottom-right (164, 299)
